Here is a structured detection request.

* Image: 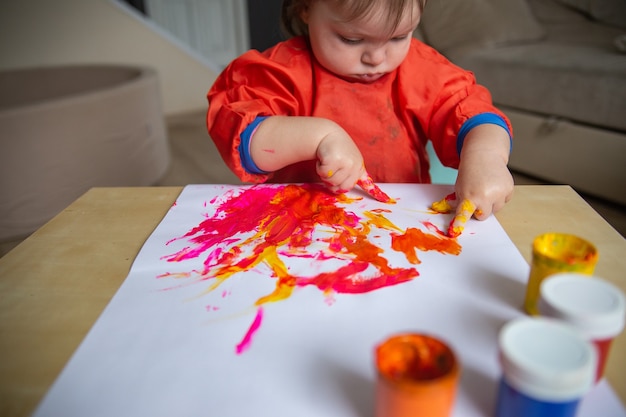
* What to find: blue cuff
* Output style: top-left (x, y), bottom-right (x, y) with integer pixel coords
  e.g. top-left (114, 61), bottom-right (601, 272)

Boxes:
top-left (239, 116), bottom-right (270, 175)
top-left (456, 113), bottom-right (513, 156)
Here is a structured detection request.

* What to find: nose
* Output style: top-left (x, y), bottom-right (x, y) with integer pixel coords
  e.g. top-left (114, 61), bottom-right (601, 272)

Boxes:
top-left (361, 45), bottom-right (385, 67)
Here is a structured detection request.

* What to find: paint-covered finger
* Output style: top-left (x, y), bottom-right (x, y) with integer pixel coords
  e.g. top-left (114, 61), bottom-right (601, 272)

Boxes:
top-left (357, 172), bottom-right (395, 203)
top-left (447, 199), bottom-right (476, 238)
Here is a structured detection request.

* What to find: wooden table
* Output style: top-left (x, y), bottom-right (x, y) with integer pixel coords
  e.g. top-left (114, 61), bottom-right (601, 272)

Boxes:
top-left (1, 185), bottom-right (624, 416)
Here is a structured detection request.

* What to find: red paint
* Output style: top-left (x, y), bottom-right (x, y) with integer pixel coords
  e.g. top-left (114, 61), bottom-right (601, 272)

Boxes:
top-left (421, 221), bottom-right (449, 237)
top-left (298, 263), bottom-right (417, 293)
top-left (447, 224), bottom-right (461, 239)
top-left (163, 184), bottom-right (463, 353)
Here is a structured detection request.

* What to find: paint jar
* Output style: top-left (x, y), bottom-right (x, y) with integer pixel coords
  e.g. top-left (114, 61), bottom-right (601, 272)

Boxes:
top-left (374, 333), bottom-right (459, 417)
top-left (539, 273), bottom-right (626, 382)
top-left (495, 317), bottom-right (596, 417)
top-left (524, 233), bottom-right (598, 315)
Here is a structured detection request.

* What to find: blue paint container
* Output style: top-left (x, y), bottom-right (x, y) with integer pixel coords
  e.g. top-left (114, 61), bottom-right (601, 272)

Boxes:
top-left (495, 318), bottom-right (596, 417)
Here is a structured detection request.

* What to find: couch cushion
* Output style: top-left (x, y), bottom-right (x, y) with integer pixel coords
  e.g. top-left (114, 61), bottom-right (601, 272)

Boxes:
top-left (419, 0), bottom-right (546, 52)
top-left (528, 0), bottom-right (626, 53)
top-left (554, 0), bottom-right (626, 29)
top-left (528, 0), bottom-right (626, 52)
top-left (445, 0), bottom-right (626, 132)
top-left (448, 42), bottom-right (626, 132)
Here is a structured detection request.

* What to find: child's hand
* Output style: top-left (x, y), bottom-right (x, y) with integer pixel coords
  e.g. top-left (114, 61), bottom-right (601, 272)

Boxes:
top-left (454, 124), bottom-right (514, 220)
top-left (316, 130), bottom-right (365, 193)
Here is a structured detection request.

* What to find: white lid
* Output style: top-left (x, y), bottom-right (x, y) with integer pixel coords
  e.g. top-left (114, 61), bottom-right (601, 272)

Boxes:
top-left (540, 273), bottom-right (626, 339)
top-left (499, 318), bottom-right (596, 402)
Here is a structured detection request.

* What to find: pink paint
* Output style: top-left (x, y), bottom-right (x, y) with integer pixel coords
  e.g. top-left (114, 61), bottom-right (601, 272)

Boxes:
top-left (235, 307), bottom-right (264, 355)
top-left (161, 184), bottom-right (464, 353)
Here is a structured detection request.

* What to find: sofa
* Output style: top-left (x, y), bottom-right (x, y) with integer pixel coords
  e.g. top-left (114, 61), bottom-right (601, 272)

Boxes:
top-left (0, 65), bottom-right (170, 242)
top-left (417, 0), bottom-right (626, 206)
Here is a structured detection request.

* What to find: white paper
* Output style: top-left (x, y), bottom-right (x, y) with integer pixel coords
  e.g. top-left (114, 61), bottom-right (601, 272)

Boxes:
top-left (33, 184), bottom-right (625, 417)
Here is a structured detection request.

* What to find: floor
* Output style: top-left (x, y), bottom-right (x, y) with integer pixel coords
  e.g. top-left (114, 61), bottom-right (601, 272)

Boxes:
top-left (1, 110), bottom-right (624, 258)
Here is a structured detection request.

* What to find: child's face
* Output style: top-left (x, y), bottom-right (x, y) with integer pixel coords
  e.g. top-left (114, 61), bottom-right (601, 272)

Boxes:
top-left (303, 0), bottom-right (420, 83)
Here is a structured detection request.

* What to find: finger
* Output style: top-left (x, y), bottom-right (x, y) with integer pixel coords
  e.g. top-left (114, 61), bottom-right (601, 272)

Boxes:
top-left (448, 199), bottom-right (476, 238)
top-left (316, 160), bottom-right (335, 179)
top-left (356, 172), bottom-right (395, 203)
top-left (319, 168), bottom-right (351, 194)
top-left (473, 207), bottom-right (487, 220)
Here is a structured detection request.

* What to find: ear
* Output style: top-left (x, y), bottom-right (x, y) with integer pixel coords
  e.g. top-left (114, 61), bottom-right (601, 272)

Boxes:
top-left (300, 6), bottom-right (310, 24)
top-left (299, 0), bottom-right (316, 24)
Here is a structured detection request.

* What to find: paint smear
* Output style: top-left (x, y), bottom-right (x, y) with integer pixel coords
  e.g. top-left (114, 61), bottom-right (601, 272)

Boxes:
top-left (430, 192), bottom-right (455, 214)
top-left (392, 227), bottom-right (461, 264)
top-left (235, 307), bottom-right (264, 354)
top-left (161, 184), bottom-right (462, 353)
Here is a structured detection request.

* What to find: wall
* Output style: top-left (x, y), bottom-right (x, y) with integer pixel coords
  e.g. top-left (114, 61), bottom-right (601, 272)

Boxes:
top-left (0, 0), bottom-right (219, 115)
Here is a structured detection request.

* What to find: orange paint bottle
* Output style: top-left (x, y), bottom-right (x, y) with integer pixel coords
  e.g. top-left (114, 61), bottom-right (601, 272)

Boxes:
top-left (375, 333), bottom-right (460, 417)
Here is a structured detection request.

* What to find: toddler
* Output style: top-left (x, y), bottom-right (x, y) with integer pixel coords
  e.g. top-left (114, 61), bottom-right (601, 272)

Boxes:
top-left (207, 0), bottom-right (514, 219)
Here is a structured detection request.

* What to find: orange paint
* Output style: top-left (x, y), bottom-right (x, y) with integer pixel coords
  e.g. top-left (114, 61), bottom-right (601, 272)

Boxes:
top-left (163, 184), bottom-right (464, 352)
top-left (392, 228), bottom-right (462, 264)
top-left (375, 333), bottom-right (460, 417)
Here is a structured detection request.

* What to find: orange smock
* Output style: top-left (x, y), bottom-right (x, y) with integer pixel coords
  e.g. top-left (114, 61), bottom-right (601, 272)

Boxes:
top-left (207, 36), bottom-right (512, 184)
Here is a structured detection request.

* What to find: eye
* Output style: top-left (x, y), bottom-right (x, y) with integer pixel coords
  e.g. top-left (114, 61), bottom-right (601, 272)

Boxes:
top-left (390, 34), bottom-right (410, 42)
top-left (338, 35), bottom-right (362, 45)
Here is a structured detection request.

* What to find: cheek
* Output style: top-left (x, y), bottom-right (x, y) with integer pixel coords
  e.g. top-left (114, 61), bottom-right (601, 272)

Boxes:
top-left (316, 42), bottom-right (358, 73)
top-left (389, 43), bottom-right (411, 67)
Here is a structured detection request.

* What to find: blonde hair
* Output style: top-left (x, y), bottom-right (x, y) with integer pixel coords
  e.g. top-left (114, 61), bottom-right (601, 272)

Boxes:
top-left (281, 0), bottom-right (426, 37)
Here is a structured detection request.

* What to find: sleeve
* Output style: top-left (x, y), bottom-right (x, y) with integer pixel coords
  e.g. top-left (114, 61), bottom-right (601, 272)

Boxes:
top-left (456, 113), bottom-right (512, 156)
top-left (206, 40), bottom-right (313, 183)
top-left (402, 41), bottom-right (513, 169)
top-left (239, 116), bottom-right (271, 174)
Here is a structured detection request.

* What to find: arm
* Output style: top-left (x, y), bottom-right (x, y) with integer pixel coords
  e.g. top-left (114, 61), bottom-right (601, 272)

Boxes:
top-left (454, 123), bottom-right (514, 220)
top-left (250, 116), bottom-right (365, 192)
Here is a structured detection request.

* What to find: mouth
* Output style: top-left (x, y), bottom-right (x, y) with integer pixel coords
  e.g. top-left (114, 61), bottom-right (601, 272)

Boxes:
top-left (354, 73), bottom-right (385, 82)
